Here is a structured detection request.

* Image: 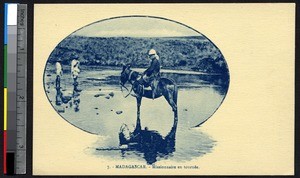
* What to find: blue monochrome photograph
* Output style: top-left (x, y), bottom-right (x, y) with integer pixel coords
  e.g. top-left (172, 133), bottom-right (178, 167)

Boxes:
top-left (43, 16), bottom-right (230, 164)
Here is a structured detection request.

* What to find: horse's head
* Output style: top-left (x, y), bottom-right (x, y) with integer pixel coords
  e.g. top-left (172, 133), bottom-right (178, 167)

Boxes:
top-left (120, 64), bottom-right (131, 86)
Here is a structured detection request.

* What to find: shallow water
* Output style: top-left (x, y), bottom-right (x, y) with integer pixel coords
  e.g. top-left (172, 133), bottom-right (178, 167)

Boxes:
top-left (44, 65), bottom-right (227, 163)
top-left (86, 126), bottom-right (216, 164)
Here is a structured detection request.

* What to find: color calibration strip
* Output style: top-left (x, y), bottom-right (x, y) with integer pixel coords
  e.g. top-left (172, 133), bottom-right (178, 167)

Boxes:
top-left (4, 3), bottom-right (18, 174)
top-left (4, 4), bottom-right (27, 174)
top-left (15, 4), bottom-right (27, 174)
top-left (4, 4), bottom-right (8, 173)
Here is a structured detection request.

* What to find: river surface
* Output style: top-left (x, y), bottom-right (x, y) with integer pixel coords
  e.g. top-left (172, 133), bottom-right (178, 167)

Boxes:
top-left (44, 65), bottom-right (228, 163)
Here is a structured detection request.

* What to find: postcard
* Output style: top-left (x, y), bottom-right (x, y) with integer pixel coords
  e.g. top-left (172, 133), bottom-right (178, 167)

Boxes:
top-left (33, 3), bottom-right (295, 175)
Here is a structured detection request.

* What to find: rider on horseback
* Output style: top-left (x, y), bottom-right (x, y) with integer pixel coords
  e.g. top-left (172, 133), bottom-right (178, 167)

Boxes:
top-left (142, 49), bottom-right (161, 99)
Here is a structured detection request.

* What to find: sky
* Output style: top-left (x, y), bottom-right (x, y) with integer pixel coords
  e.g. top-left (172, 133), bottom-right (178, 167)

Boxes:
top-left (72, 16), bottom-right (202, 38)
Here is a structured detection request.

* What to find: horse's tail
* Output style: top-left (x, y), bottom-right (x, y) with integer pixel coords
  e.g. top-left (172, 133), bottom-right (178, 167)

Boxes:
top-left (173, 83), bottom-right (178, 104)
top-left (160, 77), bottom-right (178, 104)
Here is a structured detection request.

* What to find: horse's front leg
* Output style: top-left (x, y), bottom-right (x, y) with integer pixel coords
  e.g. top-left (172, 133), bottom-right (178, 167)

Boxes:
top-left (134, 96), bottom-right (142, 133)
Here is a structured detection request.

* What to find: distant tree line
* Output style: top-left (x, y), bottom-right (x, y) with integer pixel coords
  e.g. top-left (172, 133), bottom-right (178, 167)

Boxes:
top-left (48, 35), bottom-right (228, 74)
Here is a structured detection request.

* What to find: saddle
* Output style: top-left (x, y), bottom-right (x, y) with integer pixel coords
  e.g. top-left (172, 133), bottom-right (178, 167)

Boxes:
top-left (143, 86), bottom-right (152, 91)
top-left (138, 73), bottom-right (160, 87)
top-left (134, 79), bottom-right (158, 97)
top-left (135, 83), bottom-right (151, 95)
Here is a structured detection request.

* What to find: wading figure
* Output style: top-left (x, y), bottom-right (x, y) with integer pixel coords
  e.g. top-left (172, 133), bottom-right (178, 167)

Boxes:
top-left (55, 58), bottom-right (63, 105)
top-left (71, 53), bottom-right (81, 92)
top-left (55, 58), bottom-right (72, 106)
top-left (120, 64), bottom-right (178, 133)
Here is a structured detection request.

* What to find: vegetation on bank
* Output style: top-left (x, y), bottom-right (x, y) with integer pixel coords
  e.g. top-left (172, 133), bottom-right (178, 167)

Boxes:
top-left (48, 35), bottom-right (228, 74)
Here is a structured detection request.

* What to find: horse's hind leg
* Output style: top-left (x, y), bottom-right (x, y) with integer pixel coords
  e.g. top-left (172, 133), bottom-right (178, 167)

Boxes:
top-left (134, 97), bottom-right (142, 133)
top-left (163, 89), bottom-right (178, 124)
top-left (164, 92), bottom-right (178, 127)
top-left (165, 89), bottom-right (177, 112)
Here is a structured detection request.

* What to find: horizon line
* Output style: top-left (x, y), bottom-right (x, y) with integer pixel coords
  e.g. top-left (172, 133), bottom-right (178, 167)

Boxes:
top-left (70, 34), bottom-right (206, 39)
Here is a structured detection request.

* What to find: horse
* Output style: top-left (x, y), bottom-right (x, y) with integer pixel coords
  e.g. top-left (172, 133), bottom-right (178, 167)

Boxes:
top-left (120, 64), bottom-right (178, 133)
top-left (118, 120), bottom-right (177, 164)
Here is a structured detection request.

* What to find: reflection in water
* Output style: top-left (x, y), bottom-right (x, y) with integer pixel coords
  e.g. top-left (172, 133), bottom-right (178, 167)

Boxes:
top-left (55, 75), bottom-right (72, 106)
top-left (55, 74), bottom-right (80, 112)
top-left (71, 81), bottom-right (81, 112)
top-left (55, 75), bottom-right (62, 105)
top-left (117, 120), bottom-right (177, 164)
top-left (89, 127), bottom-right (215, 164)
top-left (92, 119), bottom-right (215, 164)
top-left (71, 89), bottom-right (80, 112)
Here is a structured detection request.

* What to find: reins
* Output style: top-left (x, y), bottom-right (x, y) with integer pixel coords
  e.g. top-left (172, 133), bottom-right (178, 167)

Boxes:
top-left (121, 70), bottom-right (136, 98)
top-left (128, 70), bottom-right (134, 84)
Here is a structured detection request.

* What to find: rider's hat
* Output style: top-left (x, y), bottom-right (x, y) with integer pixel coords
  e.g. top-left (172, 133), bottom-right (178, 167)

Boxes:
top-left (148, 49), bottom-right (157, 56)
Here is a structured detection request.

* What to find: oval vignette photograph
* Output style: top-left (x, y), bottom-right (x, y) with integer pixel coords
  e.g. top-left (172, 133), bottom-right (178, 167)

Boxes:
top-left (43, 16), bottom-right (230, 164)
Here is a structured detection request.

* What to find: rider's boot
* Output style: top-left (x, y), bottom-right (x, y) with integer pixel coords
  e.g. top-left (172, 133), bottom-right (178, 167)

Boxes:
top-left (152, 86), bottom-right (155, 99)
top-left (151, 79), bottom-right (158, 99)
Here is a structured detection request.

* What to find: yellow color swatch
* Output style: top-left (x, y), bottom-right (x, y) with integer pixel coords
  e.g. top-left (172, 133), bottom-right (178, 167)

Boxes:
top-left (4, 88), bottom-right (7, 130)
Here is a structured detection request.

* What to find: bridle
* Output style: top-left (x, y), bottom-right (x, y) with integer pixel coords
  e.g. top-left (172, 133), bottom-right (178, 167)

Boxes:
top-left (127, 70), bottom-right (134, 85)
top-left (120, 69), bottom-right (134, 98)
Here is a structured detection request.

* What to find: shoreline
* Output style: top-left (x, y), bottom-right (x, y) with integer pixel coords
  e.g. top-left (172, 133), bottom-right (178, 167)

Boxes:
top-left (46, 64), bottom-right (223, 75)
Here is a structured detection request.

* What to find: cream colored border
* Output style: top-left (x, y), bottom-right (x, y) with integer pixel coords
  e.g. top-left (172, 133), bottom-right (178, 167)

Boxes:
top-left (33, 4), bottom-right (295, 175)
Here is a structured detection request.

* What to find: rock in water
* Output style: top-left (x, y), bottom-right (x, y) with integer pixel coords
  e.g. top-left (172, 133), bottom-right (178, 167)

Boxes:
top-left (108, 92), bottom-right (114, 97)
top-left (57, 107), bottom-right (65, 113)
top-left (94, 93), bottom-right (105, 97)
top-left (105, 96), bottom-right (110, 99)
top-left (116, 111), bottom-right (123, 115)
